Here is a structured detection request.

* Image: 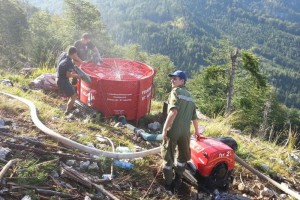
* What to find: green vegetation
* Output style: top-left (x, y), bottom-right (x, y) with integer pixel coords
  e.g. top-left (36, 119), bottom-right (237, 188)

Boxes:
top-left (91, 0), bottom-right (300, 109)
top-left (1, 67), bottom-right (300, 198)
top-left (0, 0), bottom-right (300, 198)
top-left (0, 0), bottom-right (299, 146)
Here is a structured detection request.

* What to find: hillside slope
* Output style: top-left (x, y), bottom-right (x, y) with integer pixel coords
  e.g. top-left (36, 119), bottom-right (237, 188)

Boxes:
top-left (22, 0), bottom-right (300, 108)
top-left (94, 0), bottom-right (300, 108)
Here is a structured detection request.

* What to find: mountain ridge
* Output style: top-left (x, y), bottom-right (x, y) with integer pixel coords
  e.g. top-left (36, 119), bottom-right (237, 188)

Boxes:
top-left (24, 0), bottom-right (300, 108)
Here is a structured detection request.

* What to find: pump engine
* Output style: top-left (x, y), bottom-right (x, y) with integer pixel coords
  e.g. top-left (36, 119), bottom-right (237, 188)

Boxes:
top-left (185, 135), bottom-right (237, 192)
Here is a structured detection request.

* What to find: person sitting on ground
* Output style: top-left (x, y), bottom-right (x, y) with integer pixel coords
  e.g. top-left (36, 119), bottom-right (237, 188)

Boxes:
top-left (56, 46), bottom-right (81, 115)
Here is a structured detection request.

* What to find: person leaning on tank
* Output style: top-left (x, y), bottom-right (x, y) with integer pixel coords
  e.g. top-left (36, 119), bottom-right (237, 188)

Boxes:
top-left (73, 33), bottom-right (102, 66)
top-left (71, 33), bottom-right (102, 87)
top-left (56, 46), bottom-right (81, 115)
top-left (161, 70), bottom-right (200, 195)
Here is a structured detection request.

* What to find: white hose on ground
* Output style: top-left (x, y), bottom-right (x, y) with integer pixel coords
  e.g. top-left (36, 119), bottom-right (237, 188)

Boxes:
top-left (103, 136), bottom-right (114, 179)
top-left (0, 92), bottom-right (160, 159)
top-left (2, 92), bottom-right (300, 199)
top-left (235, 155), bottom-right (300, 200)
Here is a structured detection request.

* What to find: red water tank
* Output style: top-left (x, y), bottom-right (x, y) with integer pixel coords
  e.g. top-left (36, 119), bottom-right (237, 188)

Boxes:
top-left (77, 58), bottom-right (155, 121)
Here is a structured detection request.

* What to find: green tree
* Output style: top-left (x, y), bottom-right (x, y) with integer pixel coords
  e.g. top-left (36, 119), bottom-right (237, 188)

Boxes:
top-left (189, 66), bottom-right (227, 116)
top-left (28, 11), bottom-right (62, 66)
top-left (63, 0), bottom-right (114, 57)
top-left (0, 0), bottom-right (28, 65)
top-left (146, 54), bottom-right (176, 101)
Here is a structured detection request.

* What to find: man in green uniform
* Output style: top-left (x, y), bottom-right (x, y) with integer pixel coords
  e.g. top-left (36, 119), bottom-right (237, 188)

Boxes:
top-left (161, 70), bottom-right (199, 194)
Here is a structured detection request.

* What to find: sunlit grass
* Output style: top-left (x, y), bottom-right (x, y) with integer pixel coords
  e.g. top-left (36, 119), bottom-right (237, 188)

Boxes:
top-left (150, 100), bottom-right (164, 114)
top-left (1, 67), bottom-right (299, 198)
top-left (31, 65), bottom-right (56, 78)
top-left (16, 159), bottom-right (57, 186)
top-left (287, 129), bottom-right (298, 152)
top-left (199, 117), bottom-right (231, 137)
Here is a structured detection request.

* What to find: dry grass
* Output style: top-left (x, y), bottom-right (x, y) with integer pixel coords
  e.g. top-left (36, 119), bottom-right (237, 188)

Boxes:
top-left (1, 68), bottom-right (299, 199)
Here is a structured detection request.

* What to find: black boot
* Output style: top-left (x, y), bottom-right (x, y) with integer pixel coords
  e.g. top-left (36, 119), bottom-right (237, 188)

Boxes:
top-left (164, 183), bottom-right (174, 196)
top-left (172, 173), bottom-right (182, 194)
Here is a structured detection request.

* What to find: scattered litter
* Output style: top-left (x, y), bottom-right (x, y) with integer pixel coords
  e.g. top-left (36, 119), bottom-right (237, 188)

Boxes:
top-left (231, 129), bottom-right (242, 134)
top-left (0, 79), bottom-right (13, 87)
top-left (0, 147), bottom-right (11, 160)
top-left (147, 121), bottom-right (161, 131)
top-left (102, 174), bottom-right (115, 180)
top-left (290, 153), bottom-right (300, 163)
top-left (113, 130), bottom-right (122, 135)
top-left (88, 162), bottom-right (99, 170)
top-left (95, 135), bottom-right (107, 143)
top-left (134, 145), bottom-right (143, 152)
top-left (116, 146), bottom-right (133, 154)
top-left (113, 160), bottom-right (134, 170)
top-left (279, 194), bottom-right (287, 199)
top-left (79, 161), bottom-right (90, 171)
top-left (0, 119), bottom-right (5, 127)
top-left (76, 133), bottom-right (85, 137)
top-left (259, 187), bottom-right (275, 198)
top-left (84, 196), bottom-right (92, 200)
top-left (21, 195), bottom-right (31, 200)
top-left (260, 164), bottom-right (270, 172)
top-left (86, 143), bottom-right (95, 148)
top-left (0, 119), bottom-right (9, 130)
top-left (50, 170), bottom-right (59, 178)
top-left (66, 160), bottom-right (76, 166)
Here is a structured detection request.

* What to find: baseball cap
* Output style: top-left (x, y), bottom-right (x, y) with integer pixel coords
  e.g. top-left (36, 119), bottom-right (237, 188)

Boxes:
top-left (168, 70), bottom-right (187, 81)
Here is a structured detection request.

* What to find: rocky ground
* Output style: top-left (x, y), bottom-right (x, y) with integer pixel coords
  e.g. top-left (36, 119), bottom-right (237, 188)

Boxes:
top-left (0, 102), bottom-right (299, 200)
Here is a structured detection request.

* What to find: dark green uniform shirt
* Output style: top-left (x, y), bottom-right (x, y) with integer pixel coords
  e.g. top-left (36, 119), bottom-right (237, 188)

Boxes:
top-left (167, 86), bottom-right (197, 138)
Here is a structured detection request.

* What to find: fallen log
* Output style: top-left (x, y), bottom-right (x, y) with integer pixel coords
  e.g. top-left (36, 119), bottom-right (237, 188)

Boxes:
top-left (36, 188), bottom-right (78, 199)
top-left (0, 159), bottom-right (20, 181)
top-left (6, 182), bottom-right (78, 199)
top-left (1, 142), bottom-right (99, 162)
top-left (235, 154), bottom-right (300, 200)
top-left (60, 162), bottom-right (119, 200)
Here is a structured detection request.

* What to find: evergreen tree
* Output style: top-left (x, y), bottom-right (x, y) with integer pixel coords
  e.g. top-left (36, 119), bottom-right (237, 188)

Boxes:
top-left (0, 0), bottom-right (28, 66)
top-left (63, 0), bottom-right (114, 57)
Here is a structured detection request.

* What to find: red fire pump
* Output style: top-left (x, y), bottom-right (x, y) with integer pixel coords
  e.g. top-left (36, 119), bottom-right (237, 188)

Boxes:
top-left (186, 135), bottom-right (237, 191)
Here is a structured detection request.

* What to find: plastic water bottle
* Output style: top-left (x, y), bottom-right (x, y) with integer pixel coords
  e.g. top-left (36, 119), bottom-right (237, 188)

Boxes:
top-left (113, 160), bottom-right (134, 170)
top-left (116, 146), bottom-right (132, 153)
top-left (102, 174), bottom-right (115, 180)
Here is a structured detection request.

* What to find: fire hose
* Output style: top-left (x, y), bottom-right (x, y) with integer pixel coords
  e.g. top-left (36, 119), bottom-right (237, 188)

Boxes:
top-left (1, 91), bottom-right (300, 199)
top-left (119, 117), bottom-right (300, 199)
top-left (235, 155), bottom-right (300, 200)
top-left (0, 92), bottom-right (160, 159)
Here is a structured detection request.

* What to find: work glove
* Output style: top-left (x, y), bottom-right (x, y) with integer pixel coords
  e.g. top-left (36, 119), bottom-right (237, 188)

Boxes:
top-left (92, 53), bottom-right (102, 65)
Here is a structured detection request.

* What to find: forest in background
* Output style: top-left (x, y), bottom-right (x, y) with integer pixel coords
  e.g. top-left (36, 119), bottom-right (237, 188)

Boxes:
top-left (0, 0), bottom-right (299, 147)
top-left (23, 0), bottom-right (300, 109)
top-left (93, 0), bottom-right (300, 110)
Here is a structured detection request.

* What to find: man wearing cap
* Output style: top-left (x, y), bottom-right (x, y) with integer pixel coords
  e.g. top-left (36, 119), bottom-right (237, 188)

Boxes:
top-left (161, 70), bottom-right (199, 195)
top-left (56, 46), bottom-right (81, 115)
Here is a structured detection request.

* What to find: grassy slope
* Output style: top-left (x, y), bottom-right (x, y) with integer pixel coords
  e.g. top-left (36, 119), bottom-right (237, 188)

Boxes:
top-left (0, 69), bottom-right (299, 199)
